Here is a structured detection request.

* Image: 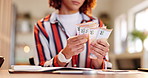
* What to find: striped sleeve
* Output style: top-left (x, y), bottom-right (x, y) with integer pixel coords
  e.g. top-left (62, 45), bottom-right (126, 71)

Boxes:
top-left (34, 25), bottom-right (46, 66)
top-left (34, 20), bottom-right (60, 67)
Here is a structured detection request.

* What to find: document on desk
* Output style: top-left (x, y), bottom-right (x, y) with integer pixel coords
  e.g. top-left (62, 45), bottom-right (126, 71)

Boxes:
top-left (53, 70), bottom-right (143, 74)
top-left (9, 65), bottom-right (96, 74)
top-left (9, 65), bottom-right (143, 74)
top-left (97, 70), bottom-right (143, 74)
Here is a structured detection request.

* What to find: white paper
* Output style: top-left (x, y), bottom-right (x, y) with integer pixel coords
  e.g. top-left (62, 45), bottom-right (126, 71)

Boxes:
top-left (10, 65), bottom-right (95, 72)
top-left (11, 65), bottom-right (42, 71)
top-left (76, 22), bottom-right (113, 59)
top-left (97, 70), bottom-right (143, 74)
top-left (96, 28), bottom-right (112, 39)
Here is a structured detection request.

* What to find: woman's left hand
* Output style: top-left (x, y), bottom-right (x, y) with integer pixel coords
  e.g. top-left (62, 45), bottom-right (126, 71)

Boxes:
top-left (90, 39), bottom-right (110, 59)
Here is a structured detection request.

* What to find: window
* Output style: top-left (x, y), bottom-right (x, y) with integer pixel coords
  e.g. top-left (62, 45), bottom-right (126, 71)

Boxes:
top-left (128, 1), bottom-right (148, 53)
top-left (114, 14), bottom-right (127, 54)
top-left (134, 8), bottom-right (148, 51)
top-left (135, 8), bottom-right (148, 31)
top-left (128, 7), bottom-right (148, 53)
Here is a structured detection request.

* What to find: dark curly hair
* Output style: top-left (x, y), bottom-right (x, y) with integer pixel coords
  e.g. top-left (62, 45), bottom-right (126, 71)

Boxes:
top-left (49, 0), bottom-right (96, 15)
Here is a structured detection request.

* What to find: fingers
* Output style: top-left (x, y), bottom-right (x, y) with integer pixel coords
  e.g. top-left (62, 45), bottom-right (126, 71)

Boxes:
top-left (91, 40), bottom-right (109, 53)
top-left (62, 43), bottom-right (85, 59)
top-left (90, 39), bottom-right (110, 59)
top-left (70, 34), bottom-right (89, 42)
top-left (68, 34), bottom-right (89, 46)
top-left (72, 38), bottom-right (87, 46)
top-left (90, 45), bottom-right (106, 56)
top-left (97, 39), bottom-right (110, 48)
top-left (63, 34), bottom-right (88, 57)
top-left (69, 44), bottom-right (85, 54)
top-left (91, 50), bottom-right (104, 59)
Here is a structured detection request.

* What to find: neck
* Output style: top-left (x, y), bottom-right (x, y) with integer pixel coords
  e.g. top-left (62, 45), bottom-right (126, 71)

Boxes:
top-left (59, 10), bottom-right (78, 15)
top-left (59, 5), bottom-right (79, 15)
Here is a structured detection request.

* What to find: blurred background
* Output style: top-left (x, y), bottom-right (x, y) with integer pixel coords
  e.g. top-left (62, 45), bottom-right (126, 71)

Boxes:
top-left (0, 0), bottom-right (148, 70)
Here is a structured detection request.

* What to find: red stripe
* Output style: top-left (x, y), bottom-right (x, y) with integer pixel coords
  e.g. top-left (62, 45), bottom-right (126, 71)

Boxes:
top-left (99, 20), bottom-right (103, 27)
top-left (103, 57), bottom-right (109, 62)
top-left (86, 39), bottom-right (91, 68)
top-left (53, 55), bottom-right (60, 67)
top-left (86, 20), bottom-right (91, 22)
top-left (51, 23), bottom-right (63, 67)
top-left (72, 56), bottom-right (75, 67)
top-left (75, 55), bottom-right (78, 67)
top-left (91, 59), bottom-right (95, 69)
top-left (37, 21), bottom-right (49, 39)
top-left (51, 24), bottom-right (62, 53)
top-left (91, 65), bottom-right (95, 69)
top-left (102, 60), bottom-right (105, 69)
top-left (44, 15), bottom-right (50, 21)
top-left (87, 14), bottom-right (95, 20)
top-left (34, 26), bottom-right (46, 66)
top-left (72, 55), bottom-right (78, 67)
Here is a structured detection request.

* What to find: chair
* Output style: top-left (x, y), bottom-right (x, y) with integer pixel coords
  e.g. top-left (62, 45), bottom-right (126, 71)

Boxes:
top-left (29, 57), bottom-right (35, 65)
top-left (0, 56), bottom-right (4, 67)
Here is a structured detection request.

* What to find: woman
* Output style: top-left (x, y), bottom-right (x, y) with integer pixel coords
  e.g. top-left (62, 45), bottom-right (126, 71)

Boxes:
top-left (34, 0), bottom-right (112, 69)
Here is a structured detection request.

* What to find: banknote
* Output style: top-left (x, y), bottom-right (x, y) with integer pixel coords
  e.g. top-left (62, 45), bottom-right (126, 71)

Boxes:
top-left (76, 22), bottom-right (113, 59)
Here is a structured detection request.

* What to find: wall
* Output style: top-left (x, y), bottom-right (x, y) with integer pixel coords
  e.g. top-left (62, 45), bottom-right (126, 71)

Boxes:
top-left (94, 0), bottom-right (145, 54)
top-left (111, 0), bottom-right (145, 19)
top-left (12, 0), bottom-right (55, 19)
top-left (0, 0), bottom-right (12, 69)
top-left (13, 0), bottom-right (112, 18)
top-left (110, 0), bottom-right (145, 69)
top-left (93, 0), bottom-right (112, 17)
top-left (105, 0), bottom-right (145, 54)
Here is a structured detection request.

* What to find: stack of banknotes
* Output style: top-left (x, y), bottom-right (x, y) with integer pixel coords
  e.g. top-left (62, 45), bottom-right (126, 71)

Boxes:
top-left (76, 22), bottom-right (113, 59)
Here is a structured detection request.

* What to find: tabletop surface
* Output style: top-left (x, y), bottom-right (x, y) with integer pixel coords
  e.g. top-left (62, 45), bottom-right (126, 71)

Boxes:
top-left (1, 70), bottom-right (148, 78)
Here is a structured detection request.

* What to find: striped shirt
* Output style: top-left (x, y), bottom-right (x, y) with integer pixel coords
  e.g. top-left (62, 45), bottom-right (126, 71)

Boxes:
top-left (34, 12), bottom-right (112, 69)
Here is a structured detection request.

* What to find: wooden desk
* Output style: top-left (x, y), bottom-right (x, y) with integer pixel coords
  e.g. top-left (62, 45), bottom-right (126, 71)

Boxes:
top-left (0, 70), bottom-right (148, 78)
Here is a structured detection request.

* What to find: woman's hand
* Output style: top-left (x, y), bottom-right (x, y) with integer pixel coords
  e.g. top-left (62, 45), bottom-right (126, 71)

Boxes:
top-left (62, 34), bottom-right (89, 59)
top-left (90, 39), bottom-right (110, 68)
top-left (90, 39), bottom-right (110, 59)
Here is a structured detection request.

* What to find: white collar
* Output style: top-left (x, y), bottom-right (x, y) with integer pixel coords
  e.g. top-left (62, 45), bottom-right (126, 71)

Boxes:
top-left (49, 12), bottom-right (92, 23)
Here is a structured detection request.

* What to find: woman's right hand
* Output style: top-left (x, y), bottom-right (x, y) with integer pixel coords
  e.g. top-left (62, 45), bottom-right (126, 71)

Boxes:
top-left (62, 34), bottom-right (88, 59)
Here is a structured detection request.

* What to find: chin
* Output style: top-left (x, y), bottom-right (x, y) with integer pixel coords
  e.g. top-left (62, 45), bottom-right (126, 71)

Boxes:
top-left (71, 6), bottom-right (80, 11)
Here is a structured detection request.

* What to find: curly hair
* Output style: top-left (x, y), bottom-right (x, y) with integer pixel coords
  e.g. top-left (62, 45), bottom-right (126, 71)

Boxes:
top-left (49, 0), bottom-right (96, 15)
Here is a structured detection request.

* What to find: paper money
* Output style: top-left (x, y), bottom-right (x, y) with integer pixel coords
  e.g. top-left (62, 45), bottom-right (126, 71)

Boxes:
top-left (76, 22), bottom-right (113, 59)
top-left (96, 28), bottom-right (113, 39)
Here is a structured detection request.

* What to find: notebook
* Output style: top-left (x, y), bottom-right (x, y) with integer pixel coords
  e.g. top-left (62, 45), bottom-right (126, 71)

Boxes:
top-left (9, 65), bottom-right (96, 74)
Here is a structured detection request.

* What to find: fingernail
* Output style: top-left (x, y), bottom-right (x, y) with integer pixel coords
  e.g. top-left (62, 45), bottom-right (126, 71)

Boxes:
top-left (90, 45), bottom-right (92, 47)
top-left (84, 39), bottom-right (88, 42)
top-left (91, 41), bottom-right (95, 45)
top-left (84, 34), bottom-right (89, 37)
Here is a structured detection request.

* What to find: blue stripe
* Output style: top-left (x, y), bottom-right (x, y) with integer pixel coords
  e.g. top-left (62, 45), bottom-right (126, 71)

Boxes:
top-left (38, 31), bottom-right (47, 62)
top-left (34, 29), bottom-right (41, 66)
top-left (85, 42), bottom-right (89, 68)
top-left (34, 27), bottom-right (46, 66)
top-left (56, 23), bottom-right (64, 49)
top-left (77, 54), bottom-right (80, 67)
top-left (50, 23), bottom-right (59, 54)
top-left (36, 23), bottom-right (49, 41)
